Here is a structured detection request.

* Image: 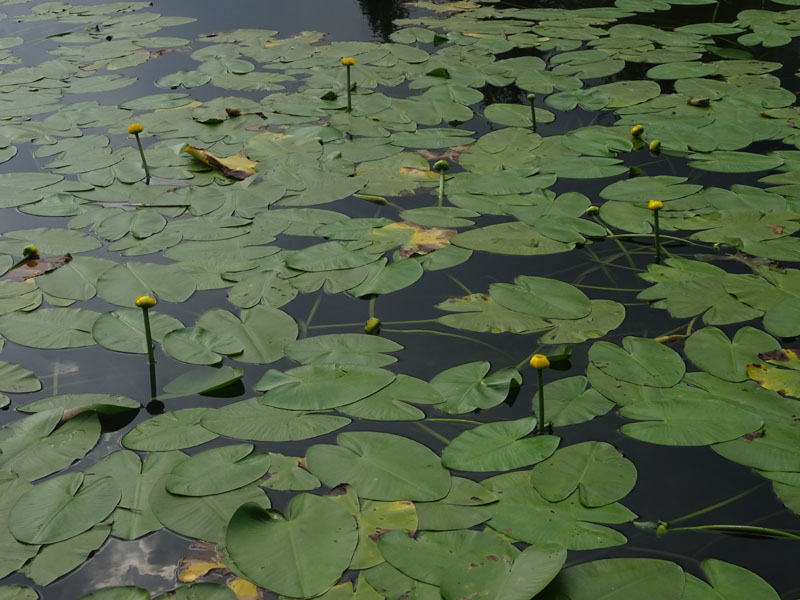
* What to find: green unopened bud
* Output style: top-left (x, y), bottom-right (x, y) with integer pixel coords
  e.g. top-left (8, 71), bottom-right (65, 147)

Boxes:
top-left (649, 139), bottom-right (661, 153)
top-left (434, 160), bottom-right (450, 173)
top-left (22, 245), bottom-right (39, 259)
top-left (656, 521), bottom-right (669, 537)
top-left (526, 93), bottom-right (535, 102)
top-left (586, 205), bottom-right (599, 215)
top-left (364, 317), bottom-right (381, 335)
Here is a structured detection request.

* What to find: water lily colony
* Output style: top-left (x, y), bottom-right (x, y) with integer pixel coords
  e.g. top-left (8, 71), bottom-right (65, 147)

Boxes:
top-left (0, 0), bottom-right (798, 598)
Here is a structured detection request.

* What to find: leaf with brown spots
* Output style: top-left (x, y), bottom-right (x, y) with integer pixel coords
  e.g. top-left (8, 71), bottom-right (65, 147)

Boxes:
top-left (747, 348), bottom-right (800, 398)
top-left (184, 146), bottom-right (258, 180)
top-left (4, 254), bottom-right (71, 282)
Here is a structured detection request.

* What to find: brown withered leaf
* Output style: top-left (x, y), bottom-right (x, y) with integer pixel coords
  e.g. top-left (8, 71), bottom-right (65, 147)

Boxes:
top-left (416, 145), bottom-right (470, 162)
top-left (376, 221), bottom-right (457, 258)
top-left (184, 146), bottom-right (258, 180)
top-left (5, 253), bottom-right (71, 282)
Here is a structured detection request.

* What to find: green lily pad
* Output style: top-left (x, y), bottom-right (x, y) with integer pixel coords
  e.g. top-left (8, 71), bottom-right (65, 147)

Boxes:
top-left (122, 408), bottom-right (218, 451)
top-left (160, 365), bottom-right (244, 400)
top-left (620, 396), bottom-right (763, 446)
top-left (490, 275), bottom-right (591, 320)
top-left (531, 442), bottom-right (637, 507)
top-left (685, 327), bottom-right (780, 382)
top-left (150, 477), bottom-right (269, 544)
top-left (0, 307), bottom-right (100, 349)
top-left (306, 431), bottom-right (451, 501)
top-left (589, 337), bottom-right (685, 387)
top-left (539, 558), bottom-right (685, 600)
top-left (227, 495), bottom-right (357, 598)
top-left (92, 309), bottom-right (183, 354)
top-left (9, 472), bottom-right (119, 544)
top-left (430, 361), bottom-right (521, 414)
top-left (442, 418), bottom-right (559, 472)
top-left (166, 443), bottom-right (271, 496)
top-left (85, 450), bottom-right (187, 540)
top-left (256, 364), bottom-right (395, 410)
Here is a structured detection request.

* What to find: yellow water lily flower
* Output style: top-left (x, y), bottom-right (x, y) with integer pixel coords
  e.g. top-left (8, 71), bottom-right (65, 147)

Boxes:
top-left (135, 295), bottom-right (156, 308)
top-left (128, 123), bottom-right (144, 135)
top-left (529, 354), bottom-right (550, 369)
top-left (630, 124), bottom-right (644, 137)
top-left (648, 200), bottom-right (663, 211)
top-left (341, 57), bottom-right (355, 66)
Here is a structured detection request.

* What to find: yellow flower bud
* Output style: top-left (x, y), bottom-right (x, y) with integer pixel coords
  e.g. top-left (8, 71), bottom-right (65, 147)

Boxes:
top-left (586, 205), bottom-right (599, 215)
top-left (364, 317), bottom-right (381, 334)
top-left (648, 200), bottom-right (663, 211)
top-left (128, 123), bottom-right (143, 135)
top-left (630, 124), bottom-right (644, 138)
top-left (529, 354), bottom-right (550, 369)
top-left (341, 57), bottom-right (355, 66)
top-left (434, 159), bottom-right (450, 172)
top-left (22, 245), bottom-right (39, 258)
top-left (135, 295), bottom-right (156, 308)
top-left (649, 139), bottom-right (661, 152)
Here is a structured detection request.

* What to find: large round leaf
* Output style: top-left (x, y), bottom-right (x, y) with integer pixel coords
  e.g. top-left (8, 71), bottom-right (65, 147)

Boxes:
top-left (442, 418), bottom-right (559, 472)
top-left (9, 472), bottom-right (120, 544)
top-left (18, 394), bottom-right (139, 415)
top-left (85, 450), bottom-right (187, 540)
top-left (538, 558), bottom-right (685, 600)
top-left (430, 362), bottom-right (521, 414)
top-left (306, 432), bottom-right (451, 501)
top-left (165, 444), bottom-right (271, 496)
top-left (92, 309), bottom-right (183, 354)
top-left (256, 364), bottom-right (395, 410)
top-left (0, 410), bottom-right (100, 481)
top-left (96, 262), bottom-right (196, 307)
top-left (0, 308), bottom-right (100, 349)
top-left (200, 398), bottom-right (350, 441)
top-left (712, 423), bottom-right (800, 471)
top-left (0, 477), bottom-right (39, 578)
top-left (226, 495), bottom-right (358, 598)
top-left (482, 471), bottom-right (634, 550)
top-left (490, 276), bottom-right (591, 319)
top-left (150, 477), bottom-right (269, 543)
top-left (620, 397), bottom-right (763, 446)
top-left (531, 442), bottom-right (637, 507)
top-left (685, 326), bottom-right (779, 382)
top-left (196, 307), bottom-right (297, 364)
top-left (588, 337), bottom-right (685, 387)
top-left (122, 408), bottom-right (218, 451)
top-left (78, 587), bottom-right (149, 600)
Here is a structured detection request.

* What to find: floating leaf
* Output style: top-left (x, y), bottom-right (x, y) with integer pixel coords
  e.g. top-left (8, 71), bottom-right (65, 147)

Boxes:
top-left (531, 442), bottom-right (636, 507)
top-left (166, 444), bottom-right (271, 496)
top-left (92, 309), bottom-right (183, 354)
top-left (685, 327), bottom-right (780, 382)
top-left (24, 524), bottom-right (110, 586)
top-left (226, 495), bottom-right (358, 598)
top-left (747, 348), bottom-right (800, 398)
top-left (183, 146), bottom-right (257, 180)
top-left (9, 472), bottom-right (119, 544)
top-left (150, 478), bottom-right (269, 544)
top-left (197, 307), bottom-right (297, 364)
top-left (482, 471), bottom-right (634, 550)
top-left (256, 364), bottom-right (395, 410)
top-left (589, 337), bottom-right (685, 387)
top-left (86, 450), bottom-right (186, 540)
top-left (0, 308), bottom-right (100, 349)
top-left (122, 408), bottom-right (218, 451)
top-left (160, 365), bottom-right (244, 400)
top-left (431, 361), bottom-right (521, 414)
top-left (306, 432), bottom-right (451, 501)
top-left (0, 410), bottom-right (99, 481)
top-left (490, 275), bottom-right (591, 320)
top-left (442, 418), bottom-right (559, 472)
top-left (539, 558), bottom-right (685, 600)
top-left (620, 396), bottom-right (763, 446)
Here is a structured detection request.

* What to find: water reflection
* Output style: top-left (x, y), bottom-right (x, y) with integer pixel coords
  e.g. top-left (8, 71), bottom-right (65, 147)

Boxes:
top-left (357, 0), bottom-right (408, 41)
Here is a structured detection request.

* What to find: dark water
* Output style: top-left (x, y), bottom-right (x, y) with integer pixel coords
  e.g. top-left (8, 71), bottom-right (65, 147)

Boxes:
top-left (0, 0), bottom-right (798, 598)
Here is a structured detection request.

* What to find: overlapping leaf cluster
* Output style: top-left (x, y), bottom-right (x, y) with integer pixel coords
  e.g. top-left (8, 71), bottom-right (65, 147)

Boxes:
top-left (0, 0), bottom-right (796, 598)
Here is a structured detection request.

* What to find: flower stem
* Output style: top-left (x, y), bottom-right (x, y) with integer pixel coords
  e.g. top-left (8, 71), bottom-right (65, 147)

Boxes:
top-left (134, 133), bottom-right (151, 184)
top-left (345, 65), bottom-right (352, 112)
top-left (653, 209), bottom-right (662, 263)
top-left (536, 367), bottom-right (545, 434)
top-left (438, 171), bottom-right (445, 206)
top-left (140, 305), bottom-right (155, 367)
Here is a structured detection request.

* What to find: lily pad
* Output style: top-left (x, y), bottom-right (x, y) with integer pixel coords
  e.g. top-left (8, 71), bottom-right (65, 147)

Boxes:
top-left (306, 431), bottom-right (451, 501)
